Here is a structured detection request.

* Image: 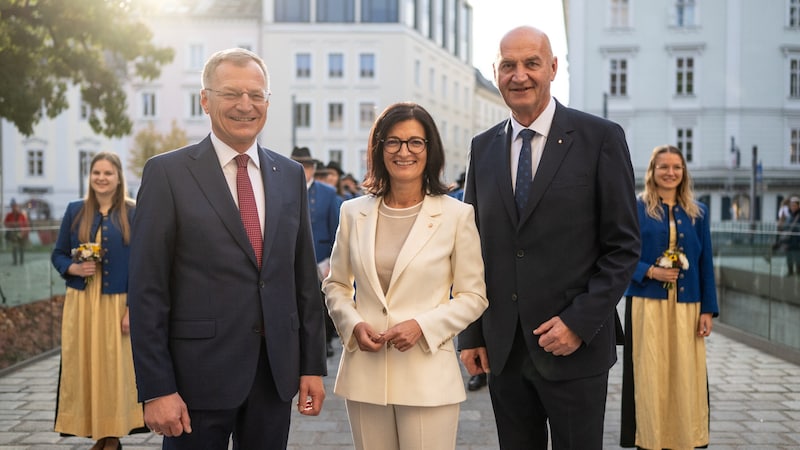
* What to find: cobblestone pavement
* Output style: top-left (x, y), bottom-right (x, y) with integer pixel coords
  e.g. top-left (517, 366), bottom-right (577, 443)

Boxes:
top-left (1, 327), bottom-right (799, 449)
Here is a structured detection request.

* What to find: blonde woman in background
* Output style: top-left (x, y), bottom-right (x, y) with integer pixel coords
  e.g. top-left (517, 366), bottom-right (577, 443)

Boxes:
top-left (51, 152), bottom-right (143, 450)
top-left (620, 145), bottom-right (719, 449)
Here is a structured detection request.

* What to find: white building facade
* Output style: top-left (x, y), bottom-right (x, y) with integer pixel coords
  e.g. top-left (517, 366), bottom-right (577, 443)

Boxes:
top-left (1, 0), bottom-right (507, 220)
top-left (566, 0), bottom-right (800, 223)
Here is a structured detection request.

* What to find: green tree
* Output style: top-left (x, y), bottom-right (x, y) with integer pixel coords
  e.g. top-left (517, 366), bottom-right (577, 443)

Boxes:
top-left (128, 120), bottom-right (187, 178)
top-left (0, 0), bottom-right (174, 137)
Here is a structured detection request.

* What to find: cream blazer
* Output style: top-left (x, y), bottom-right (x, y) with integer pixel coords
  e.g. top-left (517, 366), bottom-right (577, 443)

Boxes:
top-left (322, 194), bottom-right (488, 407)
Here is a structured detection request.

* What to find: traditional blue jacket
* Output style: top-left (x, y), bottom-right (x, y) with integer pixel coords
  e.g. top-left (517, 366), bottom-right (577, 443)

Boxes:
top-left (51, 200), bottom-right (134, 294)
top-left (625, 199), bottom-right (719, 315)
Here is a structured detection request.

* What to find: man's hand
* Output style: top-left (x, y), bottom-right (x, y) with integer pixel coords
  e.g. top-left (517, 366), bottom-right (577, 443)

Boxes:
top-left (533, 317), bottom-right (582, 356)
top-left (144, 393), bottom-right (192, 437)
top-left (121, 307), bottom-right (130, 335)
top-left (297, 375), bottom-right (325, 416)
top-left (460, 347), bottom-right (490, 376)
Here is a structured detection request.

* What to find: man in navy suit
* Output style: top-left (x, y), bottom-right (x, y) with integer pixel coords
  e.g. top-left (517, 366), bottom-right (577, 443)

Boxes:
top-left (128, 48), bottom-right (326, 450)
top-left (458, 27), bottom-right (640, 450)
top-left (291, 148), bottom-right (342, 357)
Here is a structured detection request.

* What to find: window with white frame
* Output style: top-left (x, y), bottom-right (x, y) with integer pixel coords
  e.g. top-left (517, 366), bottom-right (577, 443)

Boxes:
top-left (188, 44), bottom-right (205, 71)
top-left (441, 74), bottom-right (447, 99)
top-left (318, 0), bottom-right (354, 22)
top-left (429, 67), bottom-right (435, 93)
top-left (359, 53), bottom-right (375, 79)
top-left (328, 53), bottom-right (344, 78)
top-left (791, 0), bottom-right (800, 28)
top-left (294, 102), bottom-right (311, 128)
top-left (609, 58), bottom-right (628, 96)
top-left (791, 56), bottom-right (800, 98)
top-left (329, 149), bottom-right (343, 166)
top-left (328, 103), bottom-right (344, 129)
top-left (296, 53), bottom-right (311, 79)
top-left (189, 92), bottom-right (203, 119)
top-left (362, 0), bottom-right (399, 22)
top-left (359, 102), bottom-right (375, 129)
top-left (80, 100), bottom-right (90, 120)
top-left (675, 56), bottom-right (694, 96)
top-left (142, 92), bottom-right (156, 118)
top-left (674, 0), bottom-right (696, 27)
top-left (79, 151), bottom-right (94, 177)
top-left (791, 128), bottom-right (800, 164)
top-left (275, 0), bottom-right (310, 21)
top-left (414, 60), bottom-right (421, 86)
top-left (27, 150), bottom-right (44, 177)
top-left (610, 0), bottom-right (630, 28)
top-left (676, 128), bottom-right (693, 162)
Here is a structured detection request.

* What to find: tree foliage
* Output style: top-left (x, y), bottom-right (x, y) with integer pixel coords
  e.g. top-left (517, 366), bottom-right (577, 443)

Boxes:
top-left (0, 0), bottom-right (174, 137)
top-left (128, 120), bottom-right (187, 178)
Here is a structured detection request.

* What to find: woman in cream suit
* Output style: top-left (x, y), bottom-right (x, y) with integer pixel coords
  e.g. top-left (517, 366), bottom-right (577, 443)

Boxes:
top-left (322, 102), bottom-right (488, 450)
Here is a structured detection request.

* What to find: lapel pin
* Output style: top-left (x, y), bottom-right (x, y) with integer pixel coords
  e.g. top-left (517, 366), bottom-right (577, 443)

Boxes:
top-left (558, 139), bottom-right (563, 144)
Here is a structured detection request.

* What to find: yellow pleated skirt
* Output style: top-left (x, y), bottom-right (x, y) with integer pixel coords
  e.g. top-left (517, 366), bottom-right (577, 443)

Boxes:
top-left (630, 292), bottom-right (709, 450)
top-left (54, 273), bottom-right (143, 438)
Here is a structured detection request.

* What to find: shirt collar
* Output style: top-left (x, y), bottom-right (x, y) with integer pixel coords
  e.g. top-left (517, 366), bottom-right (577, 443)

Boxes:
top-left (509, 96), bottom-right (556, 141)
top-left (210, 133), bottom-right (261, 169)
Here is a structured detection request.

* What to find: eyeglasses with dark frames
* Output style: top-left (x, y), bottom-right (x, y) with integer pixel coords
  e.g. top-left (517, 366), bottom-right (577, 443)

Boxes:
top-left (381, 137), bottom-right (428, 154)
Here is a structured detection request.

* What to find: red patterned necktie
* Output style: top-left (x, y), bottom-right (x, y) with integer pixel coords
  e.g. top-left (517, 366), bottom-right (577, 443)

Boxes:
top-left (235, 154), bottom-right (263, 268)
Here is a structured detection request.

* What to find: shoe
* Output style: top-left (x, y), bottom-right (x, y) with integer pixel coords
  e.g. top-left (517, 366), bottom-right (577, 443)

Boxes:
top-left (326, 341), bottom-right (334, 357)
top-left (467, 373), bottom-right (487, 391)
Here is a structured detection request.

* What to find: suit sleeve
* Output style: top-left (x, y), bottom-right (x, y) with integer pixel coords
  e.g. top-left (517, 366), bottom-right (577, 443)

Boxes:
top-left (458, 140), bottom-right (487, 350)
top-left (322, 202), bottom-right (361, 351)
top-left (558, 122), bottom-right (640, 344)
top-left (128, 158), bottom-right (180, 401)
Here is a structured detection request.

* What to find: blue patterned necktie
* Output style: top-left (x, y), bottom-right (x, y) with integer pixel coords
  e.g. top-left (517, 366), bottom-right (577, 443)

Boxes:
top-left (515, 129), bottom-right (536, 214)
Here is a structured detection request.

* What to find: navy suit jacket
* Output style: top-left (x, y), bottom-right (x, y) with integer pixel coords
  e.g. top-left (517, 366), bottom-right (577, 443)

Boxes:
top-left (459, 101), bottom-right (640, 381)
top-left (128, 135), bottom-right (327, 409)
top-left (308, 181), bottom-right (342, 263)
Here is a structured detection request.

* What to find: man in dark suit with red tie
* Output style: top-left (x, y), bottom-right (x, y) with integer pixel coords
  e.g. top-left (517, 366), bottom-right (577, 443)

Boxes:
top-left (128, 48), bottom-right (327, 450)
top-left (458, 27), bottom-right (640, 449)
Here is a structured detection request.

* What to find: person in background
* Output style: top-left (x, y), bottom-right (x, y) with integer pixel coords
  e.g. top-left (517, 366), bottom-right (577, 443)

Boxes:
top-left (292, 147), bottom-right (343, 357)
top-left (322, 101), bottom-right (488, 450)
top-left (458, 26), bottom-right (640, 449)
top-left (51, 152), bottom-right (144, 450)
top-left (326, 160), bottom-right (346, 198)
top-left (620, 144), bottom-right (719, 449)
top-left (784, 197), bottom-right (800, 276)
top-left (128, 48), bottom-right (326, 449)
top-left (4, 199), bottom-right (30, 265)
top-left (447, 171), bottom-right (466, 202)
top-left (340, 173), bottom-right (362, 199)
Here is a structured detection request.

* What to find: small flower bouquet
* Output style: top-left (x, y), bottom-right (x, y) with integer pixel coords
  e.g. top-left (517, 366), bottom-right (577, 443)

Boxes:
top-left (656, 248), bottom-right (689, 290)
top-left (71, 243), bottom-right (104, 283)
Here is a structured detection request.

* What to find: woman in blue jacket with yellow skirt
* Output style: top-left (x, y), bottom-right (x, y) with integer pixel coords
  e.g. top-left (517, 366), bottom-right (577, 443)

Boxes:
top-left (51, 152), bottom-right (143, 450)
top-left (620, 145), bottom-right (719, 450)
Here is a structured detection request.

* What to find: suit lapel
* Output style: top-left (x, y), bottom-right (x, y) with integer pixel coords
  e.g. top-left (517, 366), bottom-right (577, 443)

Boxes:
top-left (355, 197), bottom-right (387, 304)
top-left (389, 196), bottom-right (441, 291)
top-left (187, 137), bottom-right (257, 266)
top-left (258, 146), bottom-right (281, 270)
top-left (518, 103), bottom-right (574, 226)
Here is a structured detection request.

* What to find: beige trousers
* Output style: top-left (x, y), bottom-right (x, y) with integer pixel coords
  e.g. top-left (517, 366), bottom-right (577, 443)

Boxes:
top-left (345, 399), bottom-right (460, 450)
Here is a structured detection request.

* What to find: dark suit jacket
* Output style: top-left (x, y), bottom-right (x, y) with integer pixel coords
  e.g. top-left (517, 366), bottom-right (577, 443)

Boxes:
top-left (459, 101), bottom-right (640, 381)
top-left (308, 181), bottom-right (342, 263)
top-left (128, 135), bottom-right (327, 410)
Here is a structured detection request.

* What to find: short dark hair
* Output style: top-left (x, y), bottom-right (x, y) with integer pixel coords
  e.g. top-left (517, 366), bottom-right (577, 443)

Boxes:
top-left (362, 102), bottom-right (449, 197)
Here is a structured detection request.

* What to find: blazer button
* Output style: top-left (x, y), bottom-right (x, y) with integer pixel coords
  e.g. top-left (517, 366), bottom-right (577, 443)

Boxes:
top-left (259, 281), bottom-right (265, 288)
top-left (382, 307), bottom-right (387, 315)
top-left (516, 250), bottom-right (524, 258)
top-left (511, 293), bottom-right (518, 301)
